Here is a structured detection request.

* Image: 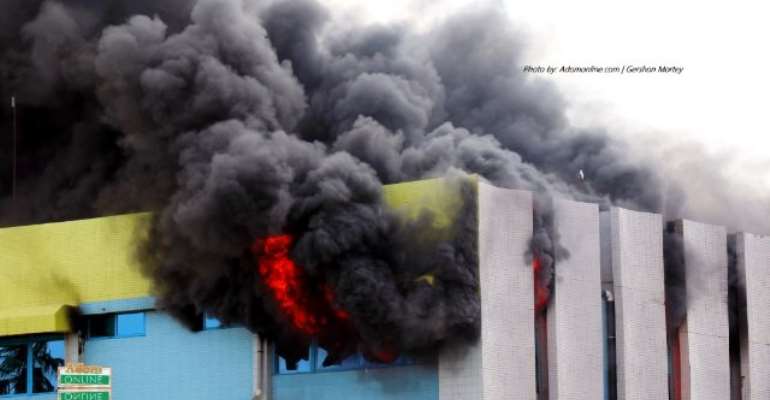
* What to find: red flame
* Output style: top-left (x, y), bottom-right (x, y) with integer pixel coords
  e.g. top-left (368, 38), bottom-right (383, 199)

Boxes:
top-left (533, 255), bottom-right (550, 312)
top-left (371, 348), bottom-right (398, 364)
top-left (252, 234), bottom-right (321, 335)
top-left (251, 234), bottom-right (352, 338)
top-left (323, 285), bottom-right (350, 320)
top-left (672, 328), bottom-right (683, 400)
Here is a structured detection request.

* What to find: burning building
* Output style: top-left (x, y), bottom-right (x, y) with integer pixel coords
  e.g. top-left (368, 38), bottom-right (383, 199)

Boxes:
top-left (1, 0), bottom-right (769, 399)
top-left (1, 177), bottom-right (768, 400)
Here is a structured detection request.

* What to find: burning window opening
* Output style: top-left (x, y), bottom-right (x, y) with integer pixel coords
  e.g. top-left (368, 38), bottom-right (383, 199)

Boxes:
top-left (251, 233), bottom-right (406, 368)
top-left (532, 254), bottom-right (551, 313)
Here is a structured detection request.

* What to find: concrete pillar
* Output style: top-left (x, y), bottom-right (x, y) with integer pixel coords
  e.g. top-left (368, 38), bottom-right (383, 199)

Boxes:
top-left (64, 332), bottom-right (81, 364)
top-left (438, 182), bottom-right (534, 400)
top-left (605, 207), bottom-right (668, 400)
top-left (253, 336), bottom-right (271, 400)
top-left (547, 198), bottom-right (603, 400)
top-left (675, 220), bottom-right (730, 400)
top-left (736, 233), bottom-right (770, 399)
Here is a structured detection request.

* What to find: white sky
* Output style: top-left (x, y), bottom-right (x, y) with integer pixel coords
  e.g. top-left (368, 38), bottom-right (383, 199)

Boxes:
top-left (321, 0), bottom-right (770, 189)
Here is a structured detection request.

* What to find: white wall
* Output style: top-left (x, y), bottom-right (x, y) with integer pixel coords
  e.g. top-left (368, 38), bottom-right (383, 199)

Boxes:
top-left (737, 233), bottom-right (770, 400)
top-left (677, 220), bottom-right (730, 400)
top-left (607, 207), bottom-right (669, 400)
top-left (439, 182), bottom-right (534, 400)
top-left (547, 198), bottom-right (603, 400)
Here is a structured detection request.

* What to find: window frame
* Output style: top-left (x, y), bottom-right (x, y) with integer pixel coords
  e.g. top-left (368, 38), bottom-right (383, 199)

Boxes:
top-left (86, 311), bottom-right (146, 340)
top-left (274, 343), bottom-right (419, 375)
top-left (0, 334), bottom-right (65, 397)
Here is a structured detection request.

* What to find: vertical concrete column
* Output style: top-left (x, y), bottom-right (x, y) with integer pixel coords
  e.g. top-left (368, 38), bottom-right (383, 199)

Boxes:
top-left (438, 182), bottom-right (534, 400)
top-left (676, 220), bottom-right (730, 400)
top-left (254, 335), bottom-right (270, 400)
top-left (64, 332), bottom-right (81, 364)
top-left (736, 233), bottom-right (770, 399)
top-left (547, 199), bottom-right (603, 400)
top-left (607, 207), bottom-right (668, 400)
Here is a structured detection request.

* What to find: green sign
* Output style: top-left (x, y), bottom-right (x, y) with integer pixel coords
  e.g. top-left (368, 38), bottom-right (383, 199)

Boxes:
top-left (59, 374), bottom-right (110, 385)
top-left (58, 392), bottom-right (110, 400)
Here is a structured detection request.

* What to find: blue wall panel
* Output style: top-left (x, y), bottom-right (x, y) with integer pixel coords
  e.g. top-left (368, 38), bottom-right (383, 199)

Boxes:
top-left (83, 312), bottom-right (253, 400)
top-left (273, 364), bottom-right (438, 400)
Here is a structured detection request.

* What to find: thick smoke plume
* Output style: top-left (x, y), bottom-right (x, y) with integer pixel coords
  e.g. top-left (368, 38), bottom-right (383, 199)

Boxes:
top-left (1, 0), bottom-right (766, 365)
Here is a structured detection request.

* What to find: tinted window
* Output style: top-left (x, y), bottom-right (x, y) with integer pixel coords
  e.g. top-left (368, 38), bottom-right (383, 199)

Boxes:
top-left (32, 340), bottom-right (65, 393)
top-left (116, 313), bottom-right (145, 336)
top-left (0, 344), bottom-right (27, 394)
top-left (88, 314), bottom-right (116, 338)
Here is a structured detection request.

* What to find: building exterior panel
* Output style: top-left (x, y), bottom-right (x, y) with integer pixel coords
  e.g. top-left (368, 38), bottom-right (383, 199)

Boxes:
top-left (438, 182), bottom-right (534, 400)
top-left (83, 311), bottom-right (254, 400)
top-left (736, 233), bottom-right (770, 400)
top-left (547, 198), bottom-right (603, 400)
top-left (678, 220), bottom-right (730, 400)
top-left (607, 207), bottom-right (668, 400)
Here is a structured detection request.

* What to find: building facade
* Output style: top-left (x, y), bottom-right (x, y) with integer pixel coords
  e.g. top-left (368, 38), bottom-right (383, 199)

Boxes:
top-left (0, 178), bottom-right (767, 399)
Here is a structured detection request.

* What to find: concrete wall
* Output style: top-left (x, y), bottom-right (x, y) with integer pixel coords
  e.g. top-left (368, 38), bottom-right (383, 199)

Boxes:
top-left (438, 182), bottom-right (534, 400)
top-left (736, 233), bottom-right (770, 400)
top-left (606, 207), bottom-right (668, 400)
top-left (547, 199), bottom-right (603, 400)
top-left (677, 220), bottom-right (730, 400)
top-left (273, 365), bottom-right (438, 400)
top-left (83, 311), bottom-right (254, 400)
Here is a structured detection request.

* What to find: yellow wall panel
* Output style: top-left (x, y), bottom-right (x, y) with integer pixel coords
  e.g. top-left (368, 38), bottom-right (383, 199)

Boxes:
top-left (0, 213), bottom-right (152, 310)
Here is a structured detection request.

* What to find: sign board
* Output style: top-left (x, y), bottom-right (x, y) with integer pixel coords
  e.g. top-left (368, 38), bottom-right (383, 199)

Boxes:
top-left (58, 392), bottom-right (110, 400)
top-left (57, 364), bottom-right (111, 400)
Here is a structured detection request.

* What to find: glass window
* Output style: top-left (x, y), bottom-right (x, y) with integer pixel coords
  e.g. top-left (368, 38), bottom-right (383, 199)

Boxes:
top-left (87, 312), bottom-right (146, 338)
top-left (0, 338), bottom-right (64, 396)
top-left (88, 314), bottom-right (116, 338)
top-left (275, 343), bottom-right (421, 375)
top-left (203, 314), bottom-right (223, 330)
top-left (116, 313), bottom-right (145, 336)
top-left (316, 347), bottom-right (361, 370)
top-left (0, 344), bottom-right (27, 395)
top-left (32, 340), bottom-right (65, 393)
top-left (277, 355), bottom-right (312, 374)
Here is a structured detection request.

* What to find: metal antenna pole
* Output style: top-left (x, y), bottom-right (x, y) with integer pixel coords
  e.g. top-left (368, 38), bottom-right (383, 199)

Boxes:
top-left (11, 95), bottom-right (16, 200)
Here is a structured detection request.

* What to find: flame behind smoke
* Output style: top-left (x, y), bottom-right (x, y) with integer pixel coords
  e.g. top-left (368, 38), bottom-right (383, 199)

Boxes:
top-left (253, 234), bottom-right (352, 338)
top-left (253, 234), bottom-right (322, 335)
top-left (533, 255), bottom-right (550, 313)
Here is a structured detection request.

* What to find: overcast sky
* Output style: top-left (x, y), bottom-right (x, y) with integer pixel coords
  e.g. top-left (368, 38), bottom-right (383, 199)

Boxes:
top-left (321, 0), bottom-right (770, 189)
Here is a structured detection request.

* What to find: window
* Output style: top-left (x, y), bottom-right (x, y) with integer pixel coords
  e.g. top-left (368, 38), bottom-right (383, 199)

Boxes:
top-left (0, 338), bottom-right (65, 396)
top-left (87, 312), bottom-right (145, 339)
top-left (277, 354), bottom-right (312, 374)
top-left (203, 314), bottom-right (223, 330)
top-left (201, 313), bottom-right (238, 330)
top-left (275, 343), bottom-right (417, 374)
top-left (316, 347), bottom-right (361, 371)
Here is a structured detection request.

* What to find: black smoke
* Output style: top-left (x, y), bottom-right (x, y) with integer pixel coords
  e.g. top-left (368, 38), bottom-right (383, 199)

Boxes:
top-left (1, 0), bottom-right (762, 365)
